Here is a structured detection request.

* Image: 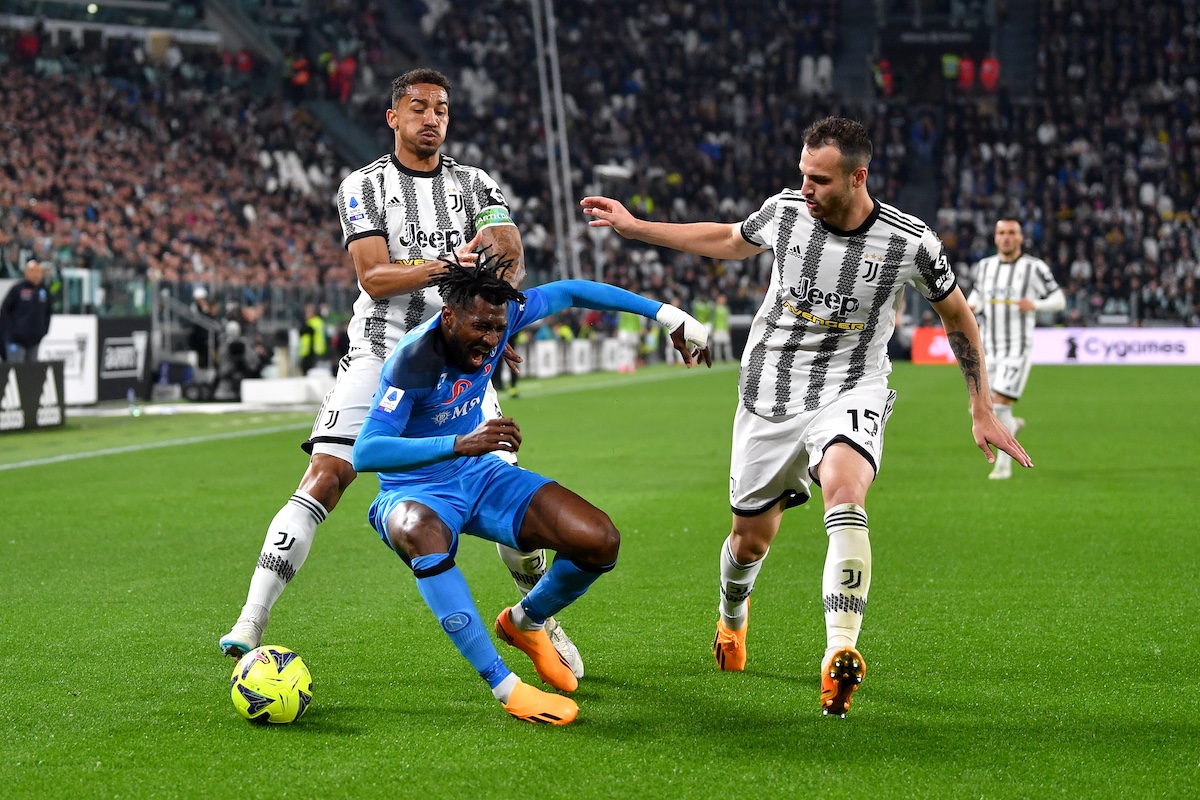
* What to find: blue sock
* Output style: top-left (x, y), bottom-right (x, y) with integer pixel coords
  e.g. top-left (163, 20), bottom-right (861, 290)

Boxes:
top-left (520, 556), bottom-right (614, 624)
top-left (412, 553), bottom-right (512, 689)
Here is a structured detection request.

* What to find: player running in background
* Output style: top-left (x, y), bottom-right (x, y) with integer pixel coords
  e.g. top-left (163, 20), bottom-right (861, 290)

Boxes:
top-left (967, 218), bottom-right (1065, 480)
top-left (220, 69), bottom-right (583, 677)
top-left (582, 116), bottom-right (1030, 717)
top-left (352, 258), bottom-right (709, 725)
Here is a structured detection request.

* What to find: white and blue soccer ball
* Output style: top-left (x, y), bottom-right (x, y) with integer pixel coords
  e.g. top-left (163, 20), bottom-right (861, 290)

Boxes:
top-left (229, 646), bottom-right (313, 724)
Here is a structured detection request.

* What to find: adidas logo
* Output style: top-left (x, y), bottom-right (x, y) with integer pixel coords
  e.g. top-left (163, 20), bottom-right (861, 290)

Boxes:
top-left (37, 368), bottom-right (62, 427)
top-left (0, 370), bottom-right (24, 431)
top-left (386, 197), bottom-right (403, 207)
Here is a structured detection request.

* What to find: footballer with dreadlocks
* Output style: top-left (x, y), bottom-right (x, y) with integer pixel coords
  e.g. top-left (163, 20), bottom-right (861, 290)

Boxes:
top-left (352, 253), bottom-right (711, 726)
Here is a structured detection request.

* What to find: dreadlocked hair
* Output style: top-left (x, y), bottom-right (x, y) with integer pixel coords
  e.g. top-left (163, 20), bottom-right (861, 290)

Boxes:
top-left (433, 247), bottom-right (526, 309)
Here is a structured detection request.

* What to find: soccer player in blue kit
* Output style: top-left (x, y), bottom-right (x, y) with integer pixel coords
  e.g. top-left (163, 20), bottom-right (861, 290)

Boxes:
top-left (352, 257), bottom-right (711, 725)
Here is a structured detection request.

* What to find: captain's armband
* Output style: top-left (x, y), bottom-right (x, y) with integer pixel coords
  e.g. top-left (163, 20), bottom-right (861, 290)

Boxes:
top-left (474, 205), bottom-right (515, 231)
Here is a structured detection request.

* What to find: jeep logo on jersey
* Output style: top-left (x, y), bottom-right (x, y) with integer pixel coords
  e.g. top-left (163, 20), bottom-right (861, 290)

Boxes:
top-left (398, 223), bottom-right (463, 252)
top-left (787, 276), bottom-right (861, 318)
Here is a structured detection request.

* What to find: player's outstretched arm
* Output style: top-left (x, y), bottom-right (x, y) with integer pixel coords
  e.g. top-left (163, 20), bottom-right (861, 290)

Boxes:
top-left (353, 415), bottom-right (458, 473)
top-left (931, 288), bottom-right (1033, 468)
top-left (580, 196), bottom-right (761, 262)
top-left (349, 231), bottom-right (483, 300)
top-left (532, 280), bottom-right (712, 367)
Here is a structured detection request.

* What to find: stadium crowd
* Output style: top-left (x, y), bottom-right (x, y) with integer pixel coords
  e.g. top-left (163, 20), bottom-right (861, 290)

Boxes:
top-left (935, 0), bottom-right (1200, 326)
top-left (1, 0), bottom-right (1197, 333)
top-left (0, 27), bottom-right (353, 305)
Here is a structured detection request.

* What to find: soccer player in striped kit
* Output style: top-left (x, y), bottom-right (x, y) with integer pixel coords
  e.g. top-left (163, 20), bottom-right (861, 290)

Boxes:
top-left (220, 69), bottom-right (583, 676)
top-left (583, 117), bottom-right (1031, 716)
top-left (967, 219), bottom-right (1065, 480)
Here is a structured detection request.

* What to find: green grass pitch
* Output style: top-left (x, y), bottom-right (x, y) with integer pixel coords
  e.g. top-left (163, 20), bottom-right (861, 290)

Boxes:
top-left (1, 363), bottom-right (1197, 798)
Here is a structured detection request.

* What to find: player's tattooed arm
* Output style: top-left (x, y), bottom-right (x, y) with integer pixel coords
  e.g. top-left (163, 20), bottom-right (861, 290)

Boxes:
top-left (479, 223), bottom-right (525, 288)
top-left (947, 332), bottom-right (982, 396)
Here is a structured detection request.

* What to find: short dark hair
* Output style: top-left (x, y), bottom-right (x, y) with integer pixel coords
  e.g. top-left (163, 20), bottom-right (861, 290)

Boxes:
top-left (391, 68), bottom-right (452, 108)
top-left (802, 117), bottom-right (873, 172)
top-left (433, 249), bottom-right (525, 310)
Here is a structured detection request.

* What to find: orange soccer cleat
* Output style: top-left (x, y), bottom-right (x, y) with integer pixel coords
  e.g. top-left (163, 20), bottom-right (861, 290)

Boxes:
top-left (820, 646), bottom-right (867, 717)
top-left (495, 607), bottom-right (579, 692)
top-left (713, 615), bottom-right (748, 672)
top-left (501, 680), bottom-right (578, 725)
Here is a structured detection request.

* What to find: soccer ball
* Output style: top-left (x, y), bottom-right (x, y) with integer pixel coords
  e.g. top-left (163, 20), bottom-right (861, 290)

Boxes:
top-left (229, 646), bottom-right (313, 724)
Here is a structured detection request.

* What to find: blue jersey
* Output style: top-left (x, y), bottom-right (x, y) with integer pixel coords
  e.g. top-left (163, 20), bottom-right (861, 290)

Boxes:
top-left (364, 287), bottom-right (552, 487)
top-left (353, 280), bottom-right (663, 486)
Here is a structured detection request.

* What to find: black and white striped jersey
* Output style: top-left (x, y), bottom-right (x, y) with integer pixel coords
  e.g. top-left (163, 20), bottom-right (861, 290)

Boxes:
top-left (966, 254), bottom-right (1058, 359)
top-left (738, 192), bottom-right (955, 416)
top-left (335, 153), bottom-right (509, 358)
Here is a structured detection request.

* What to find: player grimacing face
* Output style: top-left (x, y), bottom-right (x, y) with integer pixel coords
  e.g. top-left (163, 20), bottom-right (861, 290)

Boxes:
top-left (798, 145), bottom-right (862, 230)
top-left (441, 298), bottom-right (508, 372)
top-left (388, 83), bottom-right (449, 161)
top-left (994, 221), bottom-right (1024, 260)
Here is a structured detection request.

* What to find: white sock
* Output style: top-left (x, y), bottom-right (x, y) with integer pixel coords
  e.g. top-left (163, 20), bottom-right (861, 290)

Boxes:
top-left (823, 504), bottom-right (871, 651)
top-left (240, 491), bottom-right (327, 623)
top-left (496, 544), bottom-right (547, 597)
top-left (492, 672), bottom-right (520, 703)
top-left (719, 535), bottom-right (767, 630)
top-left (993, 403), bottom-right (1016, 469)
top-left (508, 602), bottom-right (544, 631)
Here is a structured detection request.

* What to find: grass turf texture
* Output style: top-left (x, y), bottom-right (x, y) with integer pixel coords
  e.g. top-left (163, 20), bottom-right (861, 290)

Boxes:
top-left (1, 363), bottom-right (1196, 798)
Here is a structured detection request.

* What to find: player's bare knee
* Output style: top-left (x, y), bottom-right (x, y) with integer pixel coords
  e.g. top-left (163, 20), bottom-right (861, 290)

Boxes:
top-left (580, 514), bottom-right (620, 566)
top-left (387, 504), bottom-right (451, 559)
top-left (301, 456), bottom-right (356, 508)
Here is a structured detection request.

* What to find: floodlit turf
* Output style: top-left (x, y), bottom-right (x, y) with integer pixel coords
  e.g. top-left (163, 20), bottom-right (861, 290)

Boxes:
top-left (1, 363), bottom-right (1197, 798)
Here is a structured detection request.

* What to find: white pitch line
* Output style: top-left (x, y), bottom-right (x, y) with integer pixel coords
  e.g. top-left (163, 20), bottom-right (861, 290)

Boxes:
top-left (0, 364), bottom-right (739, 472)
top-left (0, 423), bottom-right (310, 472)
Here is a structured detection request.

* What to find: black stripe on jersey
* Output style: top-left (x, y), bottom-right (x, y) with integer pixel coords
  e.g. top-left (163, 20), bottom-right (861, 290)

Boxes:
top-left (431, 170), bottom-right (453, 248)
top-left (800, 234), bottom-right (866, 413)
top-left (1001, 260), bottom-right (1015, 358)
top-left (1018, 259), bottom-right (1033, 356)
top-left (336, 183), bottom-right (351, 236)
top-left (741, 198), bottom-right (778, 246)
top-left (360, 173), bottom-right (386, 234)
top-left (841, 234), bottom-right (905, 395)
top-left (741, 205), bottom-right (801, 412)
top-left (985, 259), bottom-right (1000, 357)
top-left (877, 206), bottom-right (925, 239)
top-left (914, 243), bottom-right (955, 303)
top-left (456, 169), bottom-right (479, 234)
top-left (397, 169), bottom-right (428, 333)
top-left (367, 298), bottom-right (390, 358)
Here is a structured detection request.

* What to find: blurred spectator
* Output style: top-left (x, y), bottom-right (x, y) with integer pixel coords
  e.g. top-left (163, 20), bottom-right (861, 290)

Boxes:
top-left (0, 259), bottom-right (53, 362)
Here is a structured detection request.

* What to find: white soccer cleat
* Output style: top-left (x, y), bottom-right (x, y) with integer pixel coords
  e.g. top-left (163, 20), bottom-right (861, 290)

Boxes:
top-left (220, 619), bottom-right (264, 659)
top-left (544, 616), bottom-right (585, 679)
top-left (988, 459), bottom-right (1013, 480)
top-left (1013, 417), bottom-right (1025, 436)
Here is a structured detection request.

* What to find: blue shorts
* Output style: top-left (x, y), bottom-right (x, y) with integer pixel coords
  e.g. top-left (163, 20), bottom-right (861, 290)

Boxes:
top-left (367, 454), bottom-right (554, 555)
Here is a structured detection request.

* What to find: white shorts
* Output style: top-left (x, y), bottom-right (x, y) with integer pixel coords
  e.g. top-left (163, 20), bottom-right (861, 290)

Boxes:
top-left (305, 350), bottom-right (512, 464)
top-left (987, 352), bottom-right (1032, 401)
top-left (729, 387), bottom-right (896, 515)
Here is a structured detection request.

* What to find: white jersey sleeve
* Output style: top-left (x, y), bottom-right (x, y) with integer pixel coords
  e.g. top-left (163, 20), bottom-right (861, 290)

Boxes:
top-left (908, 228), bottom-right (956, 303)
top-left (740, 193), bottom-right (784, 250)
top-left (337, 165), bottom-right (389, 247)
